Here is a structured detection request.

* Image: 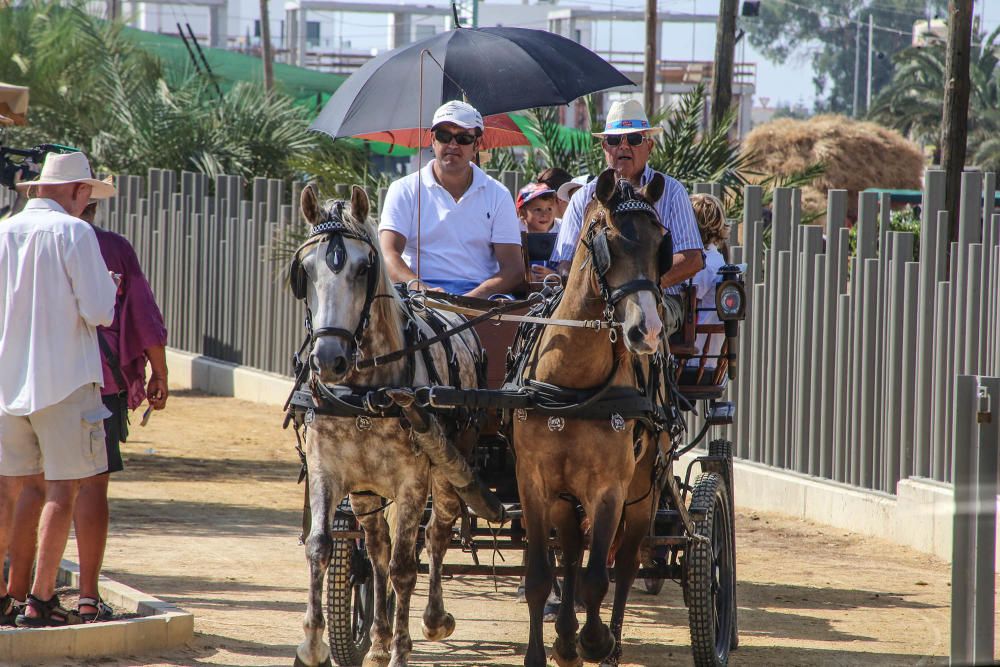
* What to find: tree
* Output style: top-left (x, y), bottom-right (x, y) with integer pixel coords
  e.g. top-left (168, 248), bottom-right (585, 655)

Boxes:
top-left (0, 0), bottom-right (318, 182)
top-left (745, 0), bottom-right (948, 113)
top-left (869, 26), bottom-right (1000, 172)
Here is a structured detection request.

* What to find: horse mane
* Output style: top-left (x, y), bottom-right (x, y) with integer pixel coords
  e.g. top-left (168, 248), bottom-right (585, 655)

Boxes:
top-left (333, 199), bottom-right (407, 354)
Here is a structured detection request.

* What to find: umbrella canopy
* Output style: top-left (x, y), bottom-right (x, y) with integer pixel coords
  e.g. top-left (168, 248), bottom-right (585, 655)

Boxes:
top-left (311, 26), bottom-right (633, 140)
top-left (353, 113), bottom-right (529, 151)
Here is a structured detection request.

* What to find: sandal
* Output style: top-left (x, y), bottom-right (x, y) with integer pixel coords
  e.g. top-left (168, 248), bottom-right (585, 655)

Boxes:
top-left (0, 595), bottom-right (24, 625)
top-left (14, 594), bottom-right (83, 627)
top-left (77, 596), bottom-right (114, 623)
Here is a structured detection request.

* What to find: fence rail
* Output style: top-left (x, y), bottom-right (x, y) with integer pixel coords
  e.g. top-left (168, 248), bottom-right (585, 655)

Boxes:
top-left (2, 167), bottom-right (998, 494)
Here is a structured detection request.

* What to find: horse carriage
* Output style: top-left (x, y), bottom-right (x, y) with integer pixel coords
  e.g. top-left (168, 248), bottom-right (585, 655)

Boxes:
top-left (283, 172), bottom-right (746, 667)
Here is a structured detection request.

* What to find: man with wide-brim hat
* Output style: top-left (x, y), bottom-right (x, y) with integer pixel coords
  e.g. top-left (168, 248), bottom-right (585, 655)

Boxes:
top-left (551, 98), bottom-right (704, 335)
top-left (0, 151), bottom-right (118, 627)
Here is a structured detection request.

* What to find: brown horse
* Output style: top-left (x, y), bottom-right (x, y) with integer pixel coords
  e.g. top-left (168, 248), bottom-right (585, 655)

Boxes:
top-left (513, 168), bottom-right (669, 667)
top-left (290, 184), bottom-right (493, 667)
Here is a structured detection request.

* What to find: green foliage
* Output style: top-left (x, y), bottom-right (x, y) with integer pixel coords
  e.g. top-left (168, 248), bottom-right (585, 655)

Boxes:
top-left (744, 0), bottom-right (948, 113)
top-left (868, 27), bottom-right (1000, 172)
top-left (846, 204), bottom-right (920, 261)
top-left (1, 0), bottom-right (318, 182)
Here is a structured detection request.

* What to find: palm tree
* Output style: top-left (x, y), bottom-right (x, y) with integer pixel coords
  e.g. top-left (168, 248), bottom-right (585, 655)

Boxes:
top-left (1, 0), bottom-right (318, 182)
top-left (869, 27), bottom-right (1000, 170)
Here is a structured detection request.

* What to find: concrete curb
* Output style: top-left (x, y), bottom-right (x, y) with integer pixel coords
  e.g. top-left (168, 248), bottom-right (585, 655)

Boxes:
top-left (167, 348), bottom-right (292, 406)
top-left (0, 560), bottom-right (193, 663)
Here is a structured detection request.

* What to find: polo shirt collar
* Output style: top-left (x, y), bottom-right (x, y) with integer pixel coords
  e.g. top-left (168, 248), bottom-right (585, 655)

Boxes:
top-left (24, 198), bottom-right (68, 214)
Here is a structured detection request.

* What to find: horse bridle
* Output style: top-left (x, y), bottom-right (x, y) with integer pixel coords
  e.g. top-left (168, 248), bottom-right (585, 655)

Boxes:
top-left (582, 180), bottom-right (674, 326)
top-left (288, 201), bottom-right (381, 357)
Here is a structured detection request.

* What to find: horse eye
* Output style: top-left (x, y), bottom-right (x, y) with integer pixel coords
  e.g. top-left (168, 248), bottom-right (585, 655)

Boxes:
top-left (355, 263), bottom-right (369, 278)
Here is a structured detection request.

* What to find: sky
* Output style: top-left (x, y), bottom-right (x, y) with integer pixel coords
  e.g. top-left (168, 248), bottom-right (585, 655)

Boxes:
top-left (308, 0), bottom-right (1000, 111)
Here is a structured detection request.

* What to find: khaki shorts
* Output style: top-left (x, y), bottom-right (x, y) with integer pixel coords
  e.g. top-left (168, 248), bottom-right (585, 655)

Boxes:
top-left (0, 383), bottom-right (110, 480)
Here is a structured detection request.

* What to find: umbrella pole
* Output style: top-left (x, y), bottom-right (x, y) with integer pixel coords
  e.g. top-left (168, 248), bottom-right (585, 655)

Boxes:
top-left (416, 50), bottom-right (430, 285)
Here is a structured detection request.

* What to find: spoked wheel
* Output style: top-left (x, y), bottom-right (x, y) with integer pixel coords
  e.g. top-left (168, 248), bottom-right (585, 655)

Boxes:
top-left (326, 500), bottom-right (396, 666)
top-left (686, 472), bottom-right (734, 667)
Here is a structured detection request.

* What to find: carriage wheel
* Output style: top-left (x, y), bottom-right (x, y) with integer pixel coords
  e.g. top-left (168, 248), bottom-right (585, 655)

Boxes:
top-left (708, 439), bottom-right (739, 650)
top-left (326, 502), bottom-right (380, 666)
top-left (686, 472), bottom-right (734, 667)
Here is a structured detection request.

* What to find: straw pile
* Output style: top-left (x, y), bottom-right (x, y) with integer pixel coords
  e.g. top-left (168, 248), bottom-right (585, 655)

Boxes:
top-left (743, 114), bottom-right (924, 223)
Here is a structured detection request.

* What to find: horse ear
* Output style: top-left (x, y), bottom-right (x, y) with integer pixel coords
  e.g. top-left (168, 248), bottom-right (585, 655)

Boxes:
top-left (351, 185), bottom-right (370, 223)
top-left (595, 168), bottom-right (616, 206)
top-left (643, 172), bottom-right (666, 204)
top-left (301, 183), bottom-right (320, 226)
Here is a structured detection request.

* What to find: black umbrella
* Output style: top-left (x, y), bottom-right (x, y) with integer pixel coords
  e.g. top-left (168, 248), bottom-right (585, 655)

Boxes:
top-left (310, 26), bottom-right (634, 140)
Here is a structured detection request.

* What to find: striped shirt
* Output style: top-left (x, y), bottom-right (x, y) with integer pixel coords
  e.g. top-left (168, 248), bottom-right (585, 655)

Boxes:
top-left (551, 165), bottom-right (703, 295)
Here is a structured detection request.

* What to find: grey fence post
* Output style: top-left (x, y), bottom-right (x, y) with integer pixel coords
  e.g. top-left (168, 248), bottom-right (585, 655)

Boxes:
top-left (951, 375), bottom-right (999, 665)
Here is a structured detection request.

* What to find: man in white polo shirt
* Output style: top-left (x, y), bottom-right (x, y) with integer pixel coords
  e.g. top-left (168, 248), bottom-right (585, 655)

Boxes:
top-left (0, 152), bottom-right (117, 627)
top-left (379, 101), bottom-right (523, 297)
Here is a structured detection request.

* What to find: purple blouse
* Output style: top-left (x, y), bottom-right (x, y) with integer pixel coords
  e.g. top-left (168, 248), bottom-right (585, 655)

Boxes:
top-left (94, 228), bottom-right (168, 408)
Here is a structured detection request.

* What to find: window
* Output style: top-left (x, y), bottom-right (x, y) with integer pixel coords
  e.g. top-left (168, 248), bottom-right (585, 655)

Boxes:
top-left (254, 19), bottom-right (260, 38)
top-left (306, 21), bottom-right (320, 48)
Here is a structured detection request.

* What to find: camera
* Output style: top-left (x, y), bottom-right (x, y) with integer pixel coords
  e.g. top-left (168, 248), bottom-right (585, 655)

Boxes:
top-left (0, 144), bottom-right (76, 190)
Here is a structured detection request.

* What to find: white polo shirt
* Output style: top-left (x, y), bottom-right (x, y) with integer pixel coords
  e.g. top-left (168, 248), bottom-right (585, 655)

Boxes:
top-left (0, 198), bottom-right (117, 415)
top-left (379, 161), bottom-right (522, 285)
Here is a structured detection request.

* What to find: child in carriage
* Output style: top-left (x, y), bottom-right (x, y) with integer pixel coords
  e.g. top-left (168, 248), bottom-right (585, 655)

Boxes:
top-left (686, 193), bottom-right (730, 382)
top-left (516, 182), bottom-right (561, 280)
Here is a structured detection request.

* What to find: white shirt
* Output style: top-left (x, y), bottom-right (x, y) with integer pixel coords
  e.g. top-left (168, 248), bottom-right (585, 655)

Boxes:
top-left (379, 161), bottom-right (522, 285)
top-left (552, 165), bottom-right (703, 295)
top-left (0, 199), bottom-right (117, 415)
top-left (689, 244), bottom-right (727, 367)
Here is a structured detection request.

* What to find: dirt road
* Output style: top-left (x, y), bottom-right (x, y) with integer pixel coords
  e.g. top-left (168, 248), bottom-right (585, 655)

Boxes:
top-left (34, 391), bottom-right (956, 667)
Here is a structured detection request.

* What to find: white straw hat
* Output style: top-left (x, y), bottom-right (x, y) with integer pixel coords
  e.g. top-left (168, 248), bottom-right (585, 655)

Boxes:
top-left (594, 99), bottom-right (663, 136)
top-left (556, 174), bottom-right (589, 203)
top-left (15, 152), bottom-right (116, 199)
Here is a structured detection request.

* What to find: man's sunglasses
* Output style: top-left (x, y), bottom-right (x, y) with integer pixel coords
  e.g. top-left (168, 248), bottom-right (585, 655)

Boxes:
top-left (433, 129), bottom-right (478, 146)
top-left (603, 133), bottom-right (645, 147)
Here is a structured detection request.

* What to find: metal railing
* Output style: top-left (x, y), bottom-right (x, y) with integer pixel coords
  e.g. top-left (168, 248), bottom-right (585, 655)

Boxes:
top-left (2, 167), bottom-right (997, 496)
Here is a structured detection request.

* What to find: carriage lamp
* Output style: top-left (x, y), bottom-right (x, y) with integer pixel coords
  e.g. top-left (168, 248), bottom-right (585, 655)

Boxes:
top-left (715, 281), bottom-right (746, 321)
top-left (715, 264), bottom-right (746, 380)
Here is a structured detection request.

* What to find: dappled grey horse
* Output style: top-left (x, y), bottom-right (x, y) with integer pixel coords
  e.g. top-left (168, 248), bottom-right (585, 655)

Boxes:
top-left (288, 184), bottom-right (499, 667)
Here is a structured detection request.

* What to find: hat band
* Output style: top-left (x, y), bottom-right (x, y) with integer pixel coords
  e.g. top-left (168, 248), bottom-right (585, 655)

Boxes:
top-left (606, 119), bottom-right (650, 130)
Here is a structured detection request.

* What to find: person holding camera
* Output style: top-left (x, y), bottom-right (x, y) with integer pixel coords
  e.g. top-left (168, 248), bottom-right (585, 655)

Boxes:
top-left (0, 152), bottom-right (117, 627)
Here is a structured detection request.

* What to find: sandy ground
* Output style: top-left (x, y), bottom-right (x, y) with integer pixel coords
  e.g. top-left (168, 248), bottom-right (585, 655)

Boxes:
top-left (20, 390), bottom-right (963, 667)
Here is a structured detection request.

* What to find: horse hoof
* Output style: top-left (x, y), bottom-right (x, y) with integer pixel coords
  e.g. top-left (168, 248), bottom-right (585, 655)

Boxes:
top-left (293, 656), bottom-right (332, 667)
top-left (422, 612), bottom-right (456, 640)
top-left (577, 625), bottom-right (616, 663)
top-left (552, 636), bottom-right (583, 667)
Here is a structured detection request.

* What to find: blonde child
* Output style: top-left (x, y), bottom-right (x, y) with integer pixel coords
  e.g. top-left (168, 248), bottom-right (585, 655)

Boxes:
top-left (688, 194), bottom-right (731, 376)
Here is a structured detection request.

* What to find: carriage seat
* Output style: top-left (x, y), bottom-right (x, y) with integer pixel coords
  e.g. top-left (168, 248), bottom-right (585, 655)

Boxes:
top-left (668, 284), bottom-right (730, 400)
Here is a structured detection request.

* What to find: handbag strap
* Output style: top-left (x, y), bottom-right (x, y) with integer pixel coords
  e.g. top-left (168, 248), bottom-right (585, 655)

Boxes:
top-left (97, 332), bottom-right (128, 397)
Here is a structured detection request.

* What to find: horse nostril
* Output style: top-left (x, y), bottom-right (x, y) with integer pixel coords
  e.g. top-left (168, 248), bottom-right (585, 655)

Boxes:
top-left (309, 354), bottom-right (321, 372)
top-left (332, 356), bottom-right (349, 375)
top-left (627, 324), bottom-right (647, 344)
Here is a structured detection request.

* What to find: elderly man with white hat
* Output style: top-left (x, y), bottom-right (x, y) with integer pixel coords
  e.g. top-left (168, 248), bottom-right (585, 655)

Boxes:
top-left (552, 98), bottom-right (704, 335)
top-left (379, 100), bottom-right (523, 297)
top-left (0, 151), bottom-right (118, 627)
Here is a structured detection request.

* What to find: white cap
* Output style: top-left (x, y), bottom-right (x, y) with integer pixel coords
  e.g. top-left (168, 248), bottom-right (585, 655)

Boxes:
top-left (556, 174), bottom-right (589, 203)
top-left (15, 152), bottom-right (116, 199)
top-left (432, 100), bottom-right (484, 132)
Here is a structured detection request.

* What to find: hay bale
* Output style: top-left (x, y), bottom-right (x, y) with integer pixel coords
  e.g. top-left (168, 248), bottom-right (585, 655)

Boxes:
top-left (743, 114), bottom-right (924, 223)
